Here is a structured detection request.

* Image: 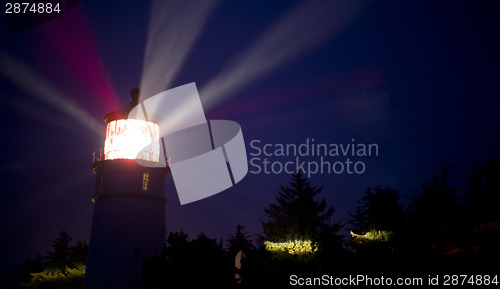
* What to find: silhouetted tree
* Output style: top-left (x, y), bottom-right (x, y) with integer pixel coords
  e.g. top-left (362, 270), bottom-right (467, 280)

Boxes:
top-left (17, 254), bottom-right (43, 282)
top-left (461, 157), bottom-right (500, 264)
top-left (164, 230), bottom-right (189, 261)
top-left (405, 158), bottom-right (460, 257)
top-left (45, 231), bottom-right (74, 272)
top-left (226, 225), bottom-right (255, 287)
top-left (409, 158), bottom-right (459, 223)
top-left (189, 233), bottom-right (233, 287)
top-left (349, 185), bottom-right (404, 257)
top-left (17, 231), bottom-right (87, 289)
top-left (71, 241), bottom-right (88, 265)
top-left (254, 172), bottom-right (344, 286)
top-left (226, 224), bottom-right (254, 257)
top-left (143, 231), bottom-right (190, 288)
top-left (350, 185), bottom-right (404, 233)
top-left (154, 231), bottom-right (233, 288)
top-left (463, 157), bottom-right (500, 224)
top-left (262, 171), bottom-right (337, 243)
top-left (167, 230), bottom-right (189, 247)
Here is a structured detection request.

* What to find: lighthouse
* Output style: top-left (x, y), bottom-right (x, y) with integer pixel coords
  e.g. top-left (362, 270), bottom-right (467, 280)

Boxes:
top-left (84, 88), bottom-right (169, 289)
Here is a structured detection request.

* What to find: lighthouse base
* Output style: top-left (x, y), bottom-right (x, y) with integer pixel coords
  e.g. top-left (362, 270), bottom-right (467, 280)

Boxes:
top-left (85, 161), bottom-right (168, 289)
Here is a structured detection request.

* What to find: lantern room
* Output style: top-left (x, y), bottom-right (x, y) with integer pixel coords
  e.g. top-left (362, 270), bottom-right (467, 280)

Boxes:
top-left (103, 118), bottom-right (160, 162)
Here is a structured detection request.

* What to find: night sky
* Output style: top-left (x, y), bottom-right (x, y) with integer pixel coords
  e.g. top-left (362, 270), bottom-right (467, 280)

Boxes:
top-left (1, 0), bottom-right (499, 279)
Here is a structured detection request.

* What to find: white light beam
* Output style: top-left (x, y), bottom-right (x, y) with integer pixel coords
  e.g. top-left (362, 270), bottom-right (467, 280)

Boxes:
top-left (200, 0), bottom-right (363, 111)
top-left (0, 50), bottom-right (104, 138)
top-left (140, 0), bottom-right (219, 99)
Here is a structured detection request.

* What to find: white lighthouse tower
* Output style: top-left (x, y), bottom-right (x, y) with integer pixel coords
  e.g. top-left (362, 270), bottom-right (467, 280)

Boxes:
top-left (84, 88), bottom-right (169, 289)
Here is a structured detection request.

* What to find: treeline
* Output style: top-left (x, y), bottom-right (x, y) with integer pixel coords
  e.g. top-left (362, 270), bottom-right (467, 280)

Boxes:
top-left (16, 231), bottom-right (88, 288)
top-left (15, 157), bottom-right (500, 288)
top-left (148, 157), bottom-right (500, 288)
top-left (241, 157), bottom-right (500, 287)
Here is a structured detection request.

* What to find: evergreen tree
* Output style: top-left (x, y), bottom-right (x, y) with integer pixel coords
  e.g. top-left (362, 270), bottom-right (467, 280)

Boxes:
top-left (349, 185), bottom-right (404, 234)
top-left (226, 225), bottom-right (254, 286)
top-left (17, 254), bottom-right (44, 282)
top-left (408, 158), bottom-right (459, 227)
top-left (262, 171), bottom-right (337, 243)
top-left (226, 224), bottom-right (254, 257)
top-left (463, 157), bottom-right (500, 224)
top-left (158, 231), bottom-right (233, 288)
top-left (348, 185), bottom-right (404, 257)
top-left (404, 158), bottom-right (460, 257)
top-left (71, 240), bottom-right (88, 265)
top-left (188, 233), bottom-right (232, 287)
top-left (461, 157), bottom-right (500, 262)
top-left (16, 231), bottom-right (88, 288)
top-left (165, 230), bottom-right (189, 257)
top-left (45, 231), bottom-right (74, 272)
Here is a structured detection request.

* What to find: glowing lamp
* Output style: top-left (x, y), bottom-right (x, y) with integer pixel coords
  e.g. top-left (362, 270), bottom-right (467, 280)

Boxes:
top-left (104, 118), bottom-right (160, 162)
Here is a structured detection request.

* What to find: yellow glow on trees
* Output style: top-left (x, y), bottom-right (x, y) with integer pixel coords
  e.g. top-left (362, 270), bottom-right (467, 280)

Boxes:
top-left (350, 229), bottom-right (392, 243)
top-left (20, 265), bottom-right (86, 288)
top-left (264, 239), bottom-right (318, 259)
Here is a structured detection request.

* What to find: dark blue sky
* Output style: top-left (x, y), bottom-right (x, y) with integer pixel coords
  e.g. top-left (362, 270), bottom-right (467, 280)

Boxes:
top-left (1, 0), bottom-right (499, 278)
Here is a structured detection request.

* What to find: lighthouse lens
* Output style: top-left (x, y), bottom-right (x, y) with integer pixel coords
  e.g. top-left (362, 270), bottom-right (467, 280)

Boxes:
top-left (104, 119), bottom-right (160, 162)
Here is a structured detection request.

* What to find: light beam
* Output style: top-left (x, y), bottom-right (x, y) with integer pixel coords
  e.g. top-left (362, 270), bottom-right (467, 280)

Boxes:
top-left (0, 50), bottom-right (104, 138)
top-left (200, 0), bottom-right (363, 111)
top-left (37, 5), bottom-right (119, 111)
top-left (140, 0), bottom-right (219, 99)
top-left (2, 96), bottom-right (90, 138)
